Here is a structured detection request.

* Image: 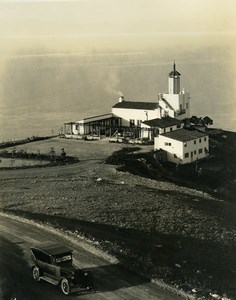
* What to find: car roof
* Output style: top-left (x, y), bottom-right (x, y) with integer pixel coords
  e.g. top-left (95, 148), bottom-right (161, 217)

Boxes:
top-left (31, 241), bottom-right (73, 256)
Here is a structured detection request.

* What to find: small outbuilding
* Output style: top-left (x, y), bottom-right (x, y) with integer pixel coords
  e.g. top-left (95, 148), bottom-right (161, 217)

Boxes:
top-left (141, 116), bottom-right (183, 140)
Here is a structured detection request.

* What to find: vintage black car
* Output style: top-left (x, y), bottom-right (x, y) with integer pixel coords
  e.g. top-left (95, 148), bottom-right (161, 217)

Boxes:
top-left (30, 241), bottom-right (93, 295)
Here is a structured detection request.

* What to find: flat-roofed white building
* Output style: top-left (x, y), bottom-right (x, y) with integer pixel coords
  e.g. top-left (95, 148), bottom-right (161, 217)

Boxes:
top-left (154, 129), bottom-right (209, 164)
top-left (64, 113), bottom-right (122, 137)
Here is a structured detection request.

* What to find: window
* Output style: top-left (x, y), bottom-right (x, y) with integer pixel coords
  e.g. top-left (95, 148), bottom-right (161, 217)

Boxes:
top-left (180, 104), bottom-right (183, 110)
top-left (170, 127), bottom-right (173, 132)
top-left (36, 251), bottom-right (51, 263)
top-left (177, 124), bottom-right (181, 128)
top-left (129, 119), bottom-right (135, 127)
top-left (199, 148), bottom-right (203, 154)
top-left (186, 103), bottom-right (189, 109)
top-left (185, 153), bottom-right (189, 158)
top-left (194, 140), bottom-right (196, 144)
top-left (204, 137), bottom-right (207, 141)
top-left (199, 139), bottom-right (202, 143)
top-left (184, 143), bottom-right (187, 147)
top-left (165, 142), bottom-right (171, 146)
top-left (194, 150), bottom-right (196, 154)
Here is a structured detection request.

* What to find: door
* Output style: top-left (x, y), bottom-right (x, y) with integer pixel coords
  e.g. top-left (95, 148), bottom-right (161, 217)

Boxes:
top-left (191, 151), bottom-right (193, 161)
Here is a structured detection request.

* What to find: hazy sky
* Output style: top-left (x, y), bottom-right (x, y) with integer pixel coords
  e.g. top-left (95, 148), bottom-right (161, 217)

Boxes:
top-left (0, 0), bottom-right (236, 139)
top-left (0, 0), bottom-right (235, 54)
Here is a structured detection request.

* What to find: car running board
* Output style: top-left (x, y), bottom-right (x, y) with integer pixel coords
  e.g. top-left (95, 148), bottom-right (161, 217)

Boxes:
top-left (40, 275), bottom-right (59, 285)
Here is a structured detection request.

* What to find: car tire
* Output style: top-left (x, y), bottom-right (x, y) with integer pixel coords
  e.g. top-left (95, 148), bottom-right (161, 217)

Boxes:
top-left (60, 278), bottom-right (71, 296)
top-left (87, 273), bottom-right (94, 290)
top-left (32, 266), bottom-right (41, 282)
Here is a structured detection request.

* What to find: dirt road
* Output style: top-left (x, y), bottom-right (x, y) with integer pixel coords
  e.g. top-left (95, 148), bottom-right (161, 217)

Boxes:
top-left (0, 214), bottom-right (185, 300)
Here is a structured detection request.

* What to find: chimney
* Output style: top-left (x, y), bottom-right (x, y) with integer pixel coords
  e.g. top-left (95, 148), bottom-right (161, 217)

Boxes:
top-left (119, 95), bottom-right (125, 102)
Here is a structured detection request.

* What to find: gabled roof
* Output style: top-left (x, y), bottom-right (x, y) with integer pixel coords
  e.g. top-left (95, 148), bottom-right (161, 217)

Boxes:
top-left (31, 242), bottom-right (72, 256)
top-left (112, 101), bottom-right (159, 110)
top-left (142, 117), bottom-right (182, 128)
top-left (161, 129), bottom-right (208, 142)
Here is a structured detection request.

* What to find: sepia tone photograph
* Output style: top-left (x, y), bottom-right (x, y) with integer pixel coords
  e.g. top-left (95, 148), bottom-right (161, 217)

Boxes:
top-left (0, 0), bottom-right (236, 299)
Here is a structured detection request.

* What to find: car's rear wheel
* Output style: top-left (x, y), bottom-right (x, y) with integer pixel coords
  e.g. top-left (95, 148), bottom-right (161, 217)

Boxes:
top-left (60, 278), bottom-right (71, 295)
top-left (32, 266), bottom-right (41, 282)
top-left (86, 273), bottom-right (94, 290)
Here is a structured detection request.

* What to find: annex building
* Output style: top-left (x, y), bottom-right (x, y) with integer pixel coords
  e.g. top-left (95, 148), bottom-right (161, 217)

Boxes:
top-left (63, 64), bottom-right (209, 164)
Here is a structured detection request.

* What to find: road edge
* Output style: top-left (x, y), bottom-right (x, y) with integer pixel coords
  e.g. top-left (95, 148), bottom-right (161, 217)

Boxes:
top-left (0, 211), bottom-right (196, 300)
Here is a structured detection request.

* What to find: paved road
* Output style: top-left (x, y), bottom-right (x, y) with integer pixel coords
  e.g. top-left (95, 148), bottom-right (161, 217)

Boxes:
top-left (0, 214), bottom-right (184, 300)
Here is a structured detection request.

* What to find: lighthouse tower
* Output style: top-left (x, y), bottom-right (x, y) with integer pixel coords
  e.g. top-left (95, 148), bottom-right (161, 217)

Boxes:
top-left (168, 63), bottom-right (181, 94)
top-left (158, 63), bottom-right (191, 120)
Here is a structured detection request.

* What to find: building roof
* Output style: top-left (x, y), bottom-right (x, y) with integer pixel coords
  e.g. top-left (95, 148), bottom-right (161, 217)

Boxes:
top-left (159, 98), bottom-right (175, 111)
top-left (161, 129), bottom-right (208, 142)
top-left (112, 101), bottom-right (159, 110)
top-left (142, 116), bottom-right (182, 128)
top-left (32, 242), bottom-right (72, 256)
top-left (169, 63), bottom-right (181, 77)
top-left (64, 113), bottom-right (122, 125)
top-left (77, 113), bottom-right (121, 124)
top-left (83, 113), bottom-right (114, 121)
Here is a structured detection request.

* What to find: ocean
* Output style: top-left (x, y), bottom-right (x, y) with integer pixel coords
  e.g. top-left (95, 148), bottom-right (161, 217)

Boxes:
top-left (0, 34), bottom-right (235, 141)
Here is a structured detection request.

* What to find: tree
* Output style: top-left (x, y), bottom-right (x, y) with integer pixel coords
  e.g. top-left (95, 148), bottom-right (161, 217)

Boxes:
top-left (50, 147), bottom-right (56, 162)
top-left (61, 148), bottom-right (67, 160)
top-left (203, 116), bottom-right (213, 126)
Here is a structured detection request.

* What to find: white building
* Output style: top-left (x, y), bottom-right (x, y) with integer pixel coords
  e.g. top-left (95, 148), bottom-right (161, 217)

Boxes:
top-left (65, 64), bottom-right (190, 136)
top-left (64, 113), bottom-right (122, 138)
top-left (111, 63), bottom-right (190, 123)
top-left (111, 96), bottom-right (160, 126)
top-left (140, 116), bottom-right (183, 140)
top-left (63, 63), bottom-right (209, 164)
top-left (154, 129), bottom-right (209, 164)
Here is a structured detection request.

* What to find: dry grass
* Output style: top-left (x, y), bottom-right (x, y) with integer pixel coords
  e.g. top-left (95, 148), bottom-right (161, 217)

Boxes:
top-left (4, 137), bottom-right (153, 161)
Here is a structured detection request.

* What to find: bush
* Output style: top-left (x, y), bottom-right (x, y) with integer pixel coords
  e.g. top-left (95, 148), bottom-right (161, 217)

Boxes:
top-left (0, 148), bottom-right (78, 166)
top-left (105, 147), bottom-right (141, 165)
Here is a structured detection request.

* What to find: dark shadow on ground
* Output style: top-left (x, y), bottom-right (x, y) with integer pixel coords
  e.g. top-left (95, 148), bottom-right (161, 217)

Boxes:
top-left (82, 263), bottom-right (150, 293)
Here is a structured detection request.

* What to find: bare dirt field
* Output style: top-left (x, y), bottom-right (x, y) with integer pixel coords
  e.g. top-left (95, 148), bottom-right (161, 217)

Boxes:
top-left (1, 137), bottom-right (236, 299)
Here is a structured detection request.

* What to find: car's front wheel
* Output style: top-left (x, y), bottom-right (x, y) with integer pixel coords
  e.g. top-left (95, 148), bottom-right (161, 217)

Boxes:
top-left (32, 266), bottom-right (41, 282)
top-left (60, 278), bottom-right (71, 295)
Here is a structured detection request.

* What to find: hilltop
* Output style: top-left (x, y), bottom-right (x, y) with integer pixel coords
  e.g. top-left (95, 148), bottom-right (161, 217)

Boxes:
top-left (0, 134), bottom-right (236, 299)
